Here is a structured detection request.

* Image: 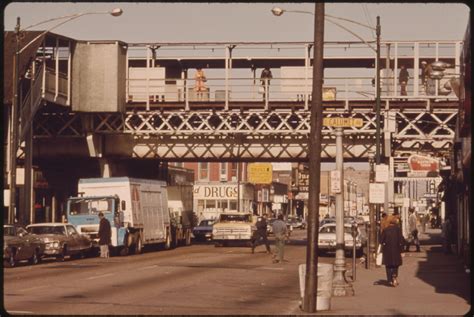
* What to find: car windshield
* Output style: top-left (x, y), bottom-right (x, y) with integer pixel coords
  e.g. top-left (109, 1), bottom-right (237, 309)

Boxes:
top-left (4, 226), bottom-right (15, 236)
top-left (69, 198), bottom-right (114, 216)
top-left (319, 225), bottom-right (353, 234)
top-left (29, 226), bottom-right (66, 235)
top-left (219, 214), bottom-right (251, 222)
top-left (199, 220), bottom-right (214, 226)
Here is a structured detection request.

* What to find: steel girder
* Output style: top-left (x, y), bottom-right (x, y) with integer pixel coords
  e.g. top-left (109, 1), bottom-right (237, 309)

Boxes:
top-left (32, 106), bottom-right (457, 161)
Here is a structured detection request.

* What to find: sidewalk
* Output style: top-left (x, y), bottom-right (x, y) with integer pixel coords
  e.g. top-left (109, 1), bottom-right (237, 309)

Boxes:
top-left (292, 228), bottom-right (471, 315)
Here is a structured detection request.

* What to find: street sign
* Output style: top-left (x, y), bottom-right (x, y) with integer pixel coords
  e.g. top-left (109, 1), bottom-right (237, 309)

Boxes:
top-left (375, 164), bottom-right (389, 182)
top-left (4, 190), bottom-right (9, 206)
top-left (369, 183), bottom-right (385, 204)
top-left (323, 117), bottom-right (363, 128)
top-left (330, 170), bottom-right (341, 194)
top-left (248, 163), bottom-right (272, 184)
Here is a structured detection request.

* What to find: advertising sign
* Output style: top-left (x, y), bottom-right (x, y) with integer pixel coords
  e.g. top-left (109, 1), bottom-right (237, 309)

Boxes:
top-left (375, 164), bottom-right (389, 183)
top-left (330, 170), bottom-right (341, 194)
top-left (408, 154), bottom-right (440, 177)
top-left (369, 183), bottom-right (385, 204)
top-left (248, 163), bottom-right (273, 184)
top-left (193, 185), bottom-right (238, 199)
top-left (297, 169), bottom-right (309, 192)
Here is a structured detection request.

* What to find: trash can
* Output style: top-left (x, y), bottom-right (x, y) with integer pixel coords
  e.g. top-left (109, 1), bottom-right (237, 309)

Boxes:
top-left (299, 263), bottom-right (334, 311)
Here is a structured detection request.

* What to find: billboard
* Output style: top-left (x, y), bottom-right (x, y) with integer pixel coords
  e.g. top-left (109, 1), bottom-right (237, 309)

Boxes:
top-left (408, 154), bottom-right (440, 177)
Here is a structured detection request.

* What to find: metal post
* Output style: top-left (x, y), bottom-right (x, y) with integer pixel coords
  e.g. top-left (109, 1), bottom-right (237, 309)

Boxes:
top-left (8, 17), bottom-right (21, 224)
top-left (375, 16), bottom-right (382, 255)
top-left (332, 127), bottom-right (354, 296)
top-left (302, 3), bottom-right (324, 313)
top-left (368, 154), bottom-right (376, 268)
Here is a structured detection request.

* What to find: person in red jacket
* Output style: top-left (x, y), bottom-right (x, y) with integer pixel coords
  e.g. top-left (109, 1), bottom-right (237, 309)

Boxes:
top-left (98, 212), bottom-right (111, 258)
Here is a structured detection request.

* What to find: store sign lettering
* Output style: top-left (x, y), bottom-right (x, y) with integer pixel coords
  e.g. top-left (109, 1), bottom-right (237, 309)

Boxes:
top-left (194, 186), bottom-right (238, 199)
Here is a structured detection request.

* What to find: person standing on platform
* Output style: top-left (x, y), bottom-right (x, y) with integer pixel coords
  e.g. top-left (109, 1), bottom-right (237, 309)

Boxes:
top-left (399, 65), bottom-right (409, 96)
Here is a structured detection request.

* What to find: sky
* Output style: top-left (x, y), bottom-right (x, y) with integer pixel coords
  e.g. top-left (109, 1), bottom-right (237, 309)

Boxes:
top-left (3, 3), bottom-right (470, 43)
top-left (2, 2), bottom-right (469, 171)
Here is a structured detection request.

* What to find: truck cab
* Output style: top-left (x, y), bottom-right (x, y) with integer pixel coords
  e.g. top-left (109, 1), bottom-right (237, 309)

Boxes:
top-left (211, 212), bottom-right (256, 246)
top-left (66, 195), bottom-right (127, 249)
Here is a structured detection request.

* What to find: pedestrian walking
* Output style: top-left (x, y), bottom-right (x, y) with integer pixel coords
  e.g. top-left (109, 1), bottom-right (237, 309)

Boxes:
top-left (271, 214), bottom-right (288, 264)
top-left (98, 212), bottom-right (111, 258)
top-left (380, 217), bottom-right (405, 287)
top-left (421, 212), bottom-right (429, 234)
top-left (405, 207), bottom-right (420, 252)
top-left (251, 215), bottom-right (271, 254)
top-left (260, 67), bottom-right (273, 101)
top-left (399, 65), bottom-right (409, 96)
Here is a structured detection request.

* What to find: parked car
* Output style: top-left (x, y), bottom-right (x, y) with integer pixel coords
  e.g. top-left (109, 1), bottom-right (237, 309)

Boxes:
top-left (192, 219), bottom-right (215, 241)
top-left (287, 217), bottom-right (306, 229)
top-left (320, 217), bottom-right (336, 227)
top-left (4, 224), bottom-right (45, 267)
top-left (26, 223), bottom-right (92, 261)
top-left (317, 223), bottom-right (364, 256)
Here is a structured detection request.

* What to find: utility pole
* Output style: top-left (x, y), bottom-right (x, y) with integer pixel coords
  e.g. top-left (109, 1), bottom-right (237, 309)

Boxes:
top-left (303, 2), bottom-right (324, 313)
top-left (373, 15), bottom-right (382, 261)
top-left (8, 17), bottom-right (21, 224)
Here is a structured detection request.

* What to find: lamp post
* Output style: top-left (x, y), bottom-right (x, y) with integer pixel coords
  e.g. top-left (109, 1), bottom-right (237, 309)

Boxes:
top-left (271, 6), bottom-right (382, 311)
top-left (7, 8), bottom-right (123, 225)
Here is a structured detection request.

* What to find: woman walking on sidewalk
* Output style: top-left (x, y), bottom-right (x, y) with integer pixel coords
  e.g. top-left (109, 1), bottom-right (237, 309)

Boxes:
top-left (381, 217), bottom-right (405, 287)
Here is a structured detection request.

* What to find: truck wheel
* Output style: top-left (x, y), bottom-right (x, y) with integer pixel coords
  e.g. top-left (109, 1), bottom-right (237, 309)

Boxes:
top-left (135, 233), bottom-right (142, 254)
top-left (165, 227), bottom-right (172, 250)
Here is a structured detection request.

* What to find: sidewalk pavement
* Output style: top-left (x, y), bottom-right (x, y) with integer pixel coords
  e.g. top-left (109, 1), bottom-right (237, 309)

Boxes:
top-left (291, 228), bottom-right (471, 315)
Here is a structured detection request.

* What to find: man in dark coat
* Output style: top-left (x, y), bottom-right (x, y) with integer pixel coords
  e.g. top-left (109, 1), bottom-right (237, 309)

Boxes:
top-left (251, 215), bottom-right (271, 254)
top-left (380, 217), bottom-right (405, 287)
top-left (399, 65), bottom-right (409, 96)
top-left (98, 212), bottom-right (112, 258)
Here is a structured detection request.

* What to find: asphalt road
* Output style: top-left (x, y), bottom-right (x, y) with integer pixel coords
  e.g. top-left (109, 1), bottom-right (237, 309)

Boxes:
top-left (4, 229), bottom-right (338, 315)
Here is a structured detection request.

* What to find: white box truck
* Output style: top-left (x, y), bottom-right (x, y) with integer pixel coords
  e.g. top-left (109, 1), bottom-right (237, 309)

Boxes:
top-left (66, 177), bottom-right (194, 255)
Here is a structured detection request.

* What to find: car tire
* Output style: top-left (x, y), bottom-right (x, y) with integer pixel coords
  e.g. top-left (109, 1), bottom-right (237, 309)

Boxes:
top-left (6, 251), bottom-right (16, 268)
top-left (29, 249), bottom-right (40, 265)
top-left (59, 245), bottom-right (67, 262)
top-left (164, 227), bottom-right (172, 250)
top-left (185, 229), bottom-right (192, 246)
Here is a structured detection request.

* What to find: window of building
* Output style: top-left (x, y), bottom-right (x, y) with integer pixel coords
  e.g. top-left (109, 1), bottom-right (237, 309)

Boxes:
top-left (230, 162), bottom-right (238, 179)
top-left (173, 162), bottom-right (184, 168)
top-left (219, 163), bottom-right (227, 181)
top-left (199, 162), bottom-right (209, 180)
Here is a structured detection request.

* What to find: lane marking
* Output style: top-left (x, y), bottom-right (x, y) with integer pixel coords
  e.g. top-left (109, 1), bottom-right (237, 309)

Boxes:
top-left (8, 311), bottom-right (34, 314)
top-left (260, 267), bottom-right (284, 270)
top-left (85, 273), bottom-right (114, 280)
top-left (138, 265), bottom-right (158, 271)
top-left (18, 285), bottom-right (47, 292)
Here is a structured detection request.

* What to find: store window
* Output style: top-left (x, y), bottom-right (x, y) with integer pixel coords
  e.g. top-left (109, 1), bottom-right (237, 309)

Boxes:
top-left (199, 162), bottom-right (209, 180)
top-left (229, 200), bottom-right (237, 211)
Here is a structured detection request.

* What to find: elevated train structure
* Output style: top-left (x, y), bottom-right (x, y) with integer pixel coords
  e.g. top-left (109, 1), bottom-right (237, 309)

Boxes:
top-left (3, 31), bottom-right (463, 226)
top-left (4, 32), bottom-right (461, 164)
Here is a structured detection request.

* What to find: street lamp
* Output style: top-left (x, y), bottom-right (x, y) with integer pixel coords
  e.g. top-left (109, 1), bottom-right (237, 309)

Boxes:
top-left (7, 8), bottom-right (123, 224)
top-left (272, 6), bottom-right (382, 310)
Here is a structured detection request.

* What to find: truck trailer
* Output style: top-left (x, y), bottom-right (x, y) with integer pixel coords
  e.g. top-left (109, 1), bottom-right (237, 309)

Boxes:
top-left (66, 177), bottom-right (194, 255)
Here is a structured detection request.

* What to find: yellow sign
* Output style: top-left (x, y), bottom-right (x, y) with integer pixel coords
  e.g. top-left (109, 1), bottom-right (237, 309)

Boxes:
top-left (248, 163), bottom-right (273, 184)
top-left (323, 117), bottom-right (363, 128)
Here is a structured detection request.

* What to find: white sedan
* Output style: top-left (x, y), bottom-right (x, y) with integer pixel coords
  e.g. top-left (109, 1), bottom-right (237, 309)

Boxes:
top-left (317, 223), bottom-right (364, 256)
